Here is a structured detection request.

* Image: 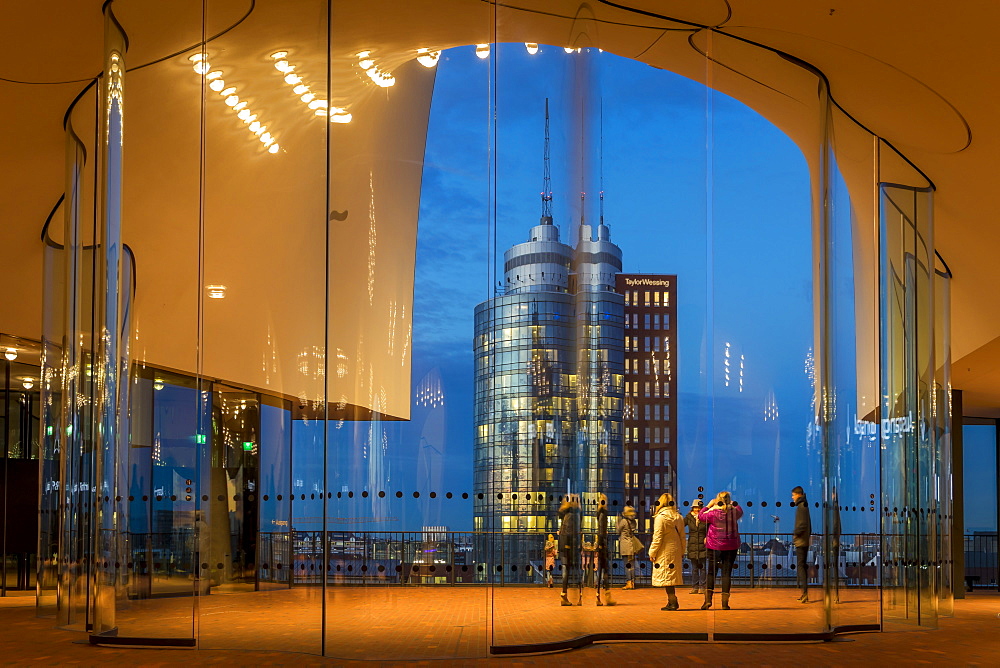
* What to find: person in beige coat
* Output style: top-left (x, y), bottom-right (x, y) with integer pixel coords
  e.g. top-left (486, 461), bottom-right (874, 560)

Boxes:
top-left (648, 492), bottom-right (686, 610)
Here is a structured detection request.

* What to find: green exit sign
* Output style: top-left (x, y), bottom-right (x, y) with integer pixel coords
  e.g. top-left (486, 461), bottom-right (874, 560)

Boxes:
top-left (195, 434), bottom-right (207, 444)
top-left (243, 442), bottom-right (254, 451)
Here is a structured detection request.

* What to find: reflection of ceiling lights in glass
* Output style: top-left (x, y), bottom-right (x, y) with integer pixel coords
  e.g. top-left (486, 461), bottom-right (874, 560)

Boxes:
top-left (563, 47), bottom-right (581, 54)
top-left (153, 378), bottom-right (165, 391)
top-left (416, 48), bottom-right (440, 68)
top-left (206, 285), bottom-right (227, 299)
top-left (525, 43), bottom-right (539, 55)
top-left (356, 50), bottom-right (395, 87)
top-left (21, 377), bottom-right (34, 390)
top-left (475, 44), bottom-right (490, 59)
top-left (3, 348), bottom-right (16, 361)
top-left (270, 51), bottom-right (352, 123)
top-left (189, 53), bottom-right (280, 154)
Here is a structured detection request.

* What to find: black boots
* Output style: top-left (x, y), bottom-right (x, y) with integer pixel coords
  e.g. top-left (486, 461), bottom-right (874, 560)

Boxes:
top-left (661, 589), bottom-right (679, 611)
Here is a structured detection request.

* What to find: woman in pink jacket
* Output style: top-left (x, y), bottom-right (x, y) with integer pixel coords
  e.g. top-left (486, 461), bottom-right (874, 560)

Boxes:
top-left (697, 491), bottom-right (743, 610)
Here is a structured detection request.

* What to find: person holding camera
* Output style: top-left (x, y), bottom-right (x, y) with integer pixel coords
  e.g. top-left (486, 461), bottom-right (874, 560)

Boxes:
top-left (698, 491), bottom-right (743, 610)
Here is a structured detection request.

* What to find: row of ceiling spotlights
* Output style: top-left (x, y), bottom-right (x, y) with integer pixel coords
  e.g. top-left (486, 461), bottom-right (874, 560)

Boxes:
top-left (190, 53), bottom-right (281, 153)
top-left (186, 43), bottom-right (595, 154)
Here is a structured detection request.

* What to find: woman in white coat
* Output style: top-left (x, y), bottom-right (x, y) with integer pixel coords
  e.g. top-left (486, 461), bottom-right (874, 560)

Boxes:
top-left (648, 492), bottom-right (686, 610)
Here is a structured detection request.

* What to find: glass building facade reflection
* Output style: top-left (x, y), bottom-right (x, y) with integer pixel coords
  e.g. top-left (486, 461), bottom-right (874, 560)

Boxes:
top-left (473, 215), bottom-right (624, 542)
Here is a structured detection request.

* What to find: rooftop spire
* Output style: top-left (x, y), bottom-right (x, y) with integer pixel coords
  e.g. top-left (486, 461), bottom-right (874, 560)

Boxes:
top-left (540, 98), bottom-right (553, 224)
top-left (599, 99), bottom-right (605, 226)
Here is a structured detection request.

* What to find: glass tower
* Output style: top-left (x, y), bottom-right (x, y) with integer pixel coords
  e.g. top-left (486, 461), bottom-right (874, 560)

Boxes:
top-left (473, 216), bottom-right (624, 552)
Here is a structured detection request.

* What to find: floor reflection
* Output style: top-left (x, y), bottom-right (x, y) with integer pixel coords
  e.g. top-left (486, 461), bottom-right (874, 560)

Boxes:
top-left (101, 585), bottom-right (879, 658)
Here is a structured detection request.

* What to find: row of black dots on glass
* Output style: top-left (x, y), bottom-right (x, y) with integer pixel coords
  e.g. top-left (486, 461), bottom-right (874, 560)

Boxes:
top-left (94, 558), bottom-right (960, 574)
top-left (76, 492), bottom-right (910, 514)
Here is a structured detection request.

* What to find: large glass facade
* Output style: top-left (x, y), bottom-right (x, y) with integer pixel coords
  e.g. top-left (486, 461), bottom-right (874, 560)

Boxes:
top-left (35, 0), bottom-right (957, 658)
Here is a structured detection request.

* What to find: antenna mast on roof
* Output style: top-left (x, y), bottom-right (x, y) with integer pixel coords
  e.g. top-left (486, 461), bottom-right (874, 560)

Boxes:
top-left (541, 98), bottom-right (553, 224)
top-left (599, 98), bottom-right (605, 226)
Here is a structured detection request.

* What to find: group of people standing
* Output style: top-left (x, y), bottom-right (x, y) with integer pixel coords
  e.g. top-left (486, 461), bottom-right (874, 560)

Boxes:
top-left (549, 493), bottom-right (617, 606)
top-left (643, 491), bottom-right (743, 610)
top-left (548, 487), bottom-right (812, 609)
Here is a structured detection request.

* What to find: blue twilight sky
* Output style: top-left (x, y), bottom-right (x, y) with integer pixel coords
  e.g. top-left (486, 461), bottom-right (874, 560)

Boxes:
top-left (312, 43), bottom-right (890, 536)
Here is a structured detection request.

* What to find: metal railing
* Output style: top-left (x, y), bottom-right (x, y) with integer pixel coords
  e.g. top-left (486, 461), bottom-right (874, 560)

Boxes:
top-left (965, 532), bottom-right (998, 589)
top-left (87, 530), bottom-right (997, 592)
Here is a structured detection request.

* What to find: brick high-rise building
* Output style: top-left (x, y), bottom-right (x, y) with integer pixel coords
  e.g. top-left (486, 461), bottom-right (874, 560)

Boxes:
top-left (616, 274), bottom-right (678, 532)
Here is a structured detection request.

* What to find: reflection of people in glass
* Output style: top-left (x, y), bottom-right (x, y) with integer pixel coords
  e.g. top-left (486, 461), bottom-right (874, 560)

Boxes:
top-left (699, 491), bottom-right (743, 610)
top-left (649, 492), bottom-right (686, 611)
top-left (558, 495), bottom-right (582, 606)
top-left (684, 499), bottom-right (707, 594)
top-left (791, 485), bottom-right (813, 603)
top-left (618, 504), bottom-right (639, 590)
top-left (582, 535), bottom-right (596, 587)
top-left (831, 488), bottom-right (841, 603)
top-left (544, 533), bottom-right (557, 588)
top-left (594, 493), bottom-right (615, 606)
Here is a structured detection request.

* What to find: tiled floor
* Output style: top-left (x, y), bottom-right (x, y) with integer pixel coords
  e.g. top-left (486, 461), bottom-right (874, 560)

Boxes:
top-left (1, 587), bottom-right (996, 666)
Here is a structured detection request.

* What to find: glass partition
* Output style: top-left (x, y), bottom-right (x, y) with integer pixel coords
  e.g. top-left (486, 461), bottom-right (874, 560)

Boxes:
top-left (879, 181), bottom-right (945, 628)
top-left (40, 0), bottom-right (957, 658)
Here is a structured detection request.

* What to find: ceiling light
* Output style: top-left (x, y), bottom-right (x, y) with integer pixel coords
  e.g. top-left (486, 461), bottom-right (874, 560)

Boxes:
top-left (153, 378), bottom-right (165, 391)
top-left (476, 44), bottom-right (490, 59)
top-left (3, 348), bottom-right (16, 361)
top-left (193, 57), bottom-right (281, 154)
top-left (22, 378), bottom-right (34, 390)
top-left (525, 43), bottom-right (539, 55)
top-left (206, 285), bottom-right (227, 299)
top-left (275, 50), bottom-right (354, 124)
top-left (416, 48), bottom-right (440, 68)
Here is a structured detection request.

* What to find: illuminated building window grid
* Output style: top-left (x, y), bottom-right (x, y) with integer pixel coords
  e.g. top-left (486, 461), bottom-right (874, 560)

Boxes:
top-left (617, 276), bottom-right (678, 527)
top-left (474, 294), bottom-right (624, 529)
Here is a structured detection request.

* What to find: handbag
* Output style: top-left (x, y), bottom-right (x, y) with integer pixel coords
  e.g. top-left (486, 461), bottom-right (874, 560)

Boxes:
top-left (630, 536), bottom-right (645, 554)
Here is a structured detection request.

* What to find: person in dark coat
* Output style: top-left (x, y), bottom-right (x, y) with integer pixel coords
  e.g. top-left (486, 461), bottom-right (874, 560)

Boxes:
top-left (684, 499), bottom-right (707, 594)
top-left (558, 495), bottom-right (582, 606)
top-left (791, 485), bottom-right (812, 602)
top-left (594, 493), bottom-right (615, 606)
